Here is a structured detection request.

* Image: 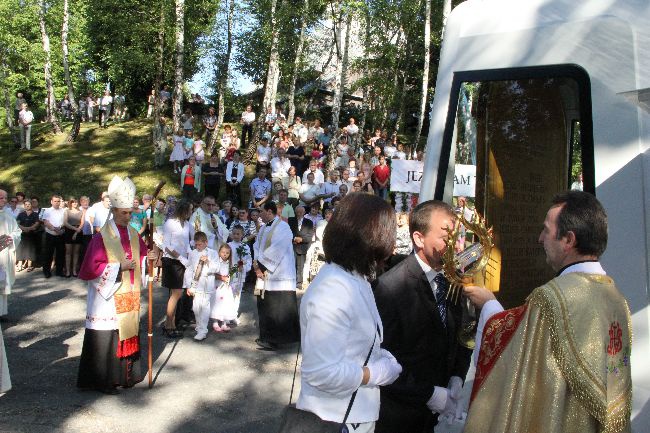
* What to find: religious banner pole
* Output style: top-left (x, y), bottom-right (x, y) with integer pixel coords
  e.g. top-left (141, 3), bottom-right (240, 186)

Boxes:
top-left (146, 181), bottom-right (165, 388)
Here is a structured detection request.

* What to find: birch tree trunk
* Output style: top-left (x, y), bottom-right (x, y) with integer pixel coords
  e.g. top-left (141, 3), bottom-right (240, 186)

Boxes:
top-left (173, 0), bottom-right (185, 130)
top-left (442, 0), bottom-right (452, 39)
top-left (328, 7), bottom-right (351, 171)
top-left (287, 0), bottom-right (309, 124)
top-left (330, 7), bottom-right (351, 134)
top-left (413, 0), bottom-right (431, 149)
top-left (216, 0), bottom-right (234, 134)
top-left (61, 0), bottom-right (77, 111)
top-left (38, 0), bottom-right (62, 134)
top-left (153, 0), bottom-right (165, 141)
top-left (391, 29), bottom-right (407, 132)
top-left (0, 61), bottom-right (13, 129)
top-left (358, 7), bottom-right (371, 138)
top-left (394, 65), bottom-right (408, 133)
top-left (259, 0), bottom-right (280, 131)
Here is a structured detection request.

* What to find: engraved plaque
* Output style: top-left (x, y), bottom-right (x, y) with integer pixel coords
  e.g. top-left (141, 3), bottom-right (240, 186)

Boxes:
top-left (473, 78), bottom-right (571, 308)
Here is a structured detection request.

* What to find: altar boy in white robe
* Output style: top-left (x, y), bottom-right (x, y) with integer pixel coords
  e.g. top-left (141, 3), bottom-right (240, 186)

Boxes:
top-left (184, 231), bottom-right (220, 341)
top-left (228, 225), bottom-right (252, 323)
top-left (77, 176), bottom-right (148, 394)
top-left (253, 201), bottom-right (299, 350)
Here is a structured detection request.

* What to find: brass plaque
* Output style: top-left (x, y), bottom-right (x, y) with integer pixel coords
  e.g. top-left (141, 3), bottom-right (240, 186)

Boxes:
top-left (474, 79), bottom-right (570, 308)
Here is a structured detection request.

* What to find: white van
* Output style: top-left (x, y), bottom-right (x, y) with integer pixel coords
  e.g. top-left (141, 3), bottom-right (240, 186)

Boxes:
top-left (419, 0), bottom-right (649, 429)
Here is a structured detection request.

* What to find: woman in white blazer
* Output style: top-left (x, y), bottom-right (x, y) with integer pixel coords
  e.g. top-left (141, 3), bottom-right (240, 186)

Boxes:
top-left (296, 193), bottom-right (403, 432)
top-left (225, 150), bottom-right (245, 206)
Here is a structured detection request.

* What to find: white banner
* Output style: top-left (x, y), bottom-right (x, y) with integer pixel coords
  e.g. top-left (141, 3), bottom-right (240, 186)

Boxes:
top-left (389, 160), bottom-right (476, 197)
top-left (453, 164), bottom-right (476, 197)
top-left (390, 160), bottom-right (423, 193)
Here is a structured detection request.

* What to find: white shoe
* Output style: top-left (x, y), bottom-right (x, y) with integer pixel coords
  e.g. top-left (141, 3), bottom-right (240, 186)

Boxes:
top-left (194, 333), bottom-right (207, 341)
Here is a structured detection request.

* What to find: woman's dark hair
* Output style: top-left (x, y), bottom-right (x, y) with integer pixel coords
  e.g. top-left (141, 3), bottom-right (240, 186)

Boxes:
top-left (323, 193), bottom-right (396, 277)
top-left (174, 199), bottom-right (193, 221)
top-left (551, 190), bottom-right (608, 257)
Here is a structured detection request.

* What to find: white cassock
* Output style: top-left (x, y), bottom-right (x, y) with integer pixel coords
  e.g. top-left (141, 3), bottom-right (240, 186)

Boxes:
top-left (0, 207), bottom-right (21, 393)
top-left (190, 208), bottom-right (229, 250)
top-left (0, 208), bottom-right (21, 316)
top-left (183, 248), bottom-right (220, 337)
top-left (253, 216), bottom-right (296, 292)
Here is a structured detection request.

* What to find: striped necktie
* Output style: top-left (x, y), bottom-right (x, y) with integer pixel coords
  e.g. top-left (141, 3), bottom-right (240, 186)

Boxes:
top-left (433, 273), bottom-right (449, 327)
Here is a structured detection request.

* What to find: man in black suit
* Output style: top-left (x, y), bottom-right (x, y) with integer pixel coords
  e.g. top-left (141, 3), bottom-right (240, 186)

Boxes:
top-left (374, 200), bottom-right (472, 433)
top-left (288, 205), bottom-right (314, 289)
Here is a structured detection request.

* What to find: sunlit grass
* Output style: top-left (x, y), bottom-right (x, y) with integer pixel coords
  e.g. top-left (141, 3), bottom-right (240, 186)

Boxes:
top-left (0, 119), bottom-right (257, 205)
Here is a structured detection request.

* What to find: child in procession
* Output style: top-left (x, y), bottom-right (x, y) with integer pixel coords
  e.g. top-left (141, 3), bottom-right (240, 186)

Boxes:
top-left (210, 243), bottom-right (237, 332)
top-left (227, 226), bottom-right (252, 325)
top-left (184, 232), bottom-right (220, 341)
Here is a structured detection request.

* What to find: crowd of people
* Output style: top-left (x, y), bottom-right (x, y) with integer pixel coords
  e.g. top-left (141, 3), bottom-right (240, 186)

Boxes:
top-left (0, 95), bottom-right (633, 432)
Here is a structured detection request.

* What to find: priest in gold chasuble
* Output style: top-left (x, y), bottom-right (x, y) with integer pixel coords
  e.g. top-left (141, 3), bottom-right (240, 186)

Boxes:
top-left (77, 176), bottom-right (148, 394)
top-left (463, 191), bottom-right (632, 433)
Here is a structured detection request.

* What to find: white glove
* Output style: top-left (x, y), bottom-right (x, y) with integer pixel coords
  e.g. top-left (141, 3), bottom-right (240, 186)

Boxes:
top-left (426, 386), bottom-right (457, 415)
top-left (447, 376), bottom-right (465, 422)
top-left (448, 376), bottom-right (463, 400)
top-left (366, 349), bottom-right (403, 387)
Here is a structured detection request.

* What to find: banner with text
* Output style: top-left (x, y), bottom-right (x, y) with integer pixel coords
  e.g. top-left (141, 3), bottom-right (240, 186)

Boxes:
top-left (390, 160), bottom-right (476, 197)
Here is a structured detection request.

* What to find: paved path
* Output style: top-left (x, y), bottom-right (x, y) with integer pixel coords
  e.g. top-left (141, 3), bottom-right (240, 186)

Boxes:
top-left (0, 271), bottom-right (300, 433)
top-left (0, 270), bottom-right (475, 433)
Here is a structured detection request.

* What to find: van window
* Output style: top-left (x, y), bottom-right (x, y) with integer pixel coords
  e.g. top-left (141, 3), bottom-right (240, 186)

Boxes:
top-left (443, 67), bottom-right (592, 307)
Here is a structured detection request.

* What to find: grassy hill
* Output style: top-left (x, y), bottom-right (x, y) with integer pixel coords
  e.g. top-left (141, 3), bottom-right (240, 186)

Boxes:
top-left (0, 119), bottom-right (252, 204)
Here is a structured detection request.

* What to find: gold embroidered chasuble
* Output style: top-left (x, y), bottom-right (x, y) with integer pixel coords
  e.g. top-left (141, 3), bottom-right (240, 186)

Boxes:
top-left (465, 273), bottom-right (632, 433)
top-left (100, 223), bottom-right (142, 342)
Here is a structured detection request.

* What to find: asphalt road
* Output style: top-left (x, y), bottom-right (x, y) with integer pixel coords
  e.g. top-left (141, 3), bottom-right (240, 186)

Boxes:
top-left (0, 270), bottom-right (300, 433)
top-left (0, 269), bottom-right (473, 433)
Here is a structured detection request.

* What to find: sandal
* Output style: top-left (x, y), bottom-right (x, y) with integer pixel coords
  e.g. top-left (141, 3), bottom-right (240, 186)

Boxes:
top-left (26, 267), bottom-right (34, 272)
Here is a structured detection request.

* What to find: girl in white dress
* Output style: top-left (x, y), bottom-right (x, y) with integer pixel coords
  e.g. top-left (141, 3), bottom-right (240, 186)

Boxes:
top-left (210, 244), bottom-right (237, 332)
top-left (335, 137), bottom-right (350, 168)
top-left (192, 132), bottom-right (205, 164)
top-left (170, 128), bottom-right (186, 173)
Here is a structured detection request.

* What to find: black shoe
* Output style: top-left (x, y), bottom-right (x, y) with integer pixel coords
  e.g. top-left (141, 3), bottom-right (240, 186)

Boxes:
top-left (43, 272), bottom-right (52, 279)
top-left (162, 327), bottom-right (183, 339)
top-left (99, 387), bottom-right (120, 395)
top-left (255, 338), bottom-right (277, 351)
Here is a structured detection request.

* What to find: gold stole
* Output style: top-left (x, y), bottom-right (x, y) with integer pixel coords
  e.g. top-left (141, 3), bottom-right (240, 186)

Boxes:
top-left (101, 223), bottom-right (141, 341)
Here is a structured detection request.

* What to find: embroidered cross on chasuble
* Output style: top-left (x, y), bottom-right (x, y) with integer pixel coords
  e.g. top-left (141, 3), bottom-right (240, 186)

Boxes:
top-left (101, 223), bottom-right (142, 358)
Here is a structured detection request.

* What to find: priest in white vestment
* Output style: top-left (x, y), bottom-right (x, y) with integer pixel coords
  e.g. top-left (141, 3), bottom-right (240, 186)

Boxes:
top-left (0, 189), bottom-right (21, 317)
top-left (0, 189), bottom-right (21, 393)
top-left (0, 189), bottom-right (20, 393)
top-left (253, 201), bottom-right (299, 350)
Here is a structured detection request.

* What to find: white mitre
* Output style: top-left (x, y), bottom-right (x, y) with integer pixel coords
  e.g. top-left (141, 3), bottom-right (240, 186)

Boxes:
top-left (107, 175), bottom-right (136, 209)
